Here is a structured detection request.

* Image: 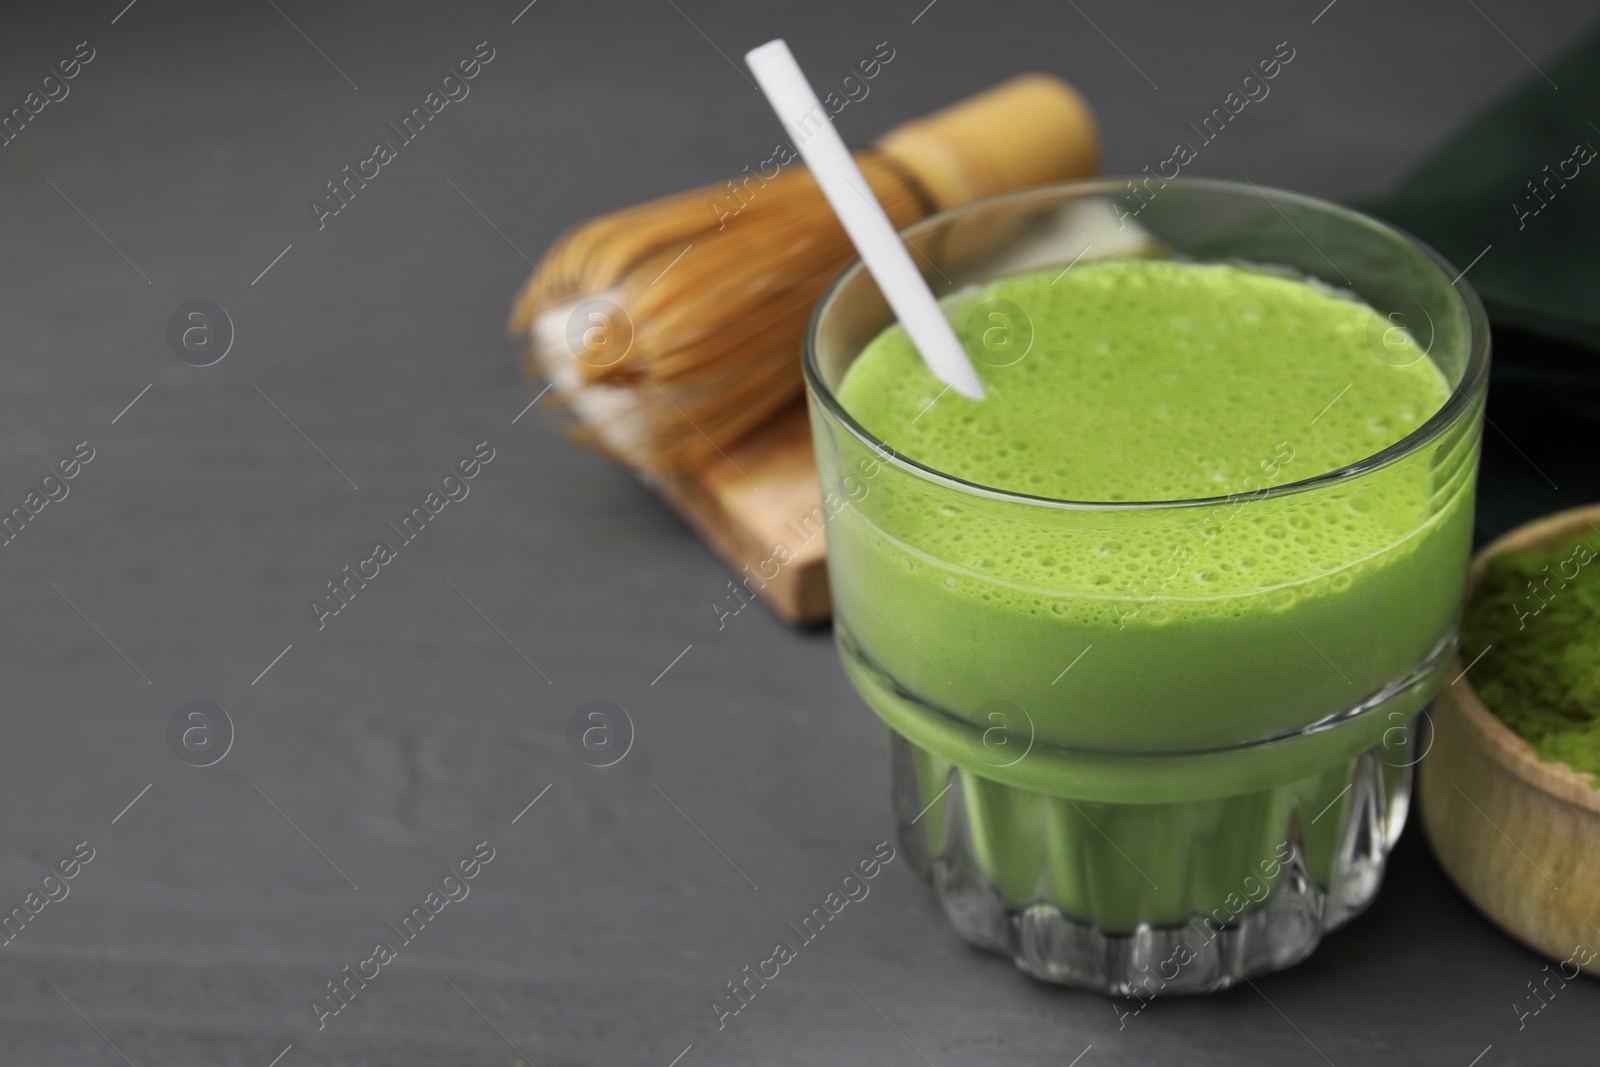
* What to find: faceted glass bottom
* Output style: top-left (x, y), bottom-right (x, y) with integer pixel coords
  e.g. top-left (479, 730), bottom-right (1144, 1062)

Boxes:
top-left (890, 718), bottom-right (1416, 996)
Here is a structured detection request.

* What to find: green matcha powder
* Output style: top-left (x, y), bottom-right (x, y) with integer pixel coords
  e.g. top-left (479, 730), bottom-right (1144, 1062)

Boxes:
top-left (1460, 530), bottom-right (1600, 783)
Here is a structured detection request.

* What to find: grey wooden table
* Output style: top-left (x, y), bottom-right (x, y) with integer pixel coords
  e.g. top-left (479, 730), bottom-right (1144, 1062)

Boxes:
top-left (0, 1), bottom-right (1595, 1063)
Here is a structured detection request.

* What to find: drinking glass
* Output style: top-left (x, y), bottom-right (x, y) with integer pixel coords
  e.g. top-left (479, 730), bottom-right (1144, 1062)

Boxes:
top-left (803, 178), bottom-right (1489, 994)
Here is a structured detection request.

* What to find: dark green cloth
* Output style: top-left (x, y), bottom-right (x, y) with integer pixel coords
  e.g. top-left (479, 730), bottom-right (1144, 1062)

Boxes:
top-left (1359, 21), bottom-right (1600, 542)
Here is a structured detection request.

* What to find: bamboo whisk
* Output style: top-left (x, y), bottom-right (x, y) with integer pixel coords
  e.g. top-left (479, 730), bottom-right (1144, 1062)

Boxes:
top-left (509, 74), bottom-right (1100, 476)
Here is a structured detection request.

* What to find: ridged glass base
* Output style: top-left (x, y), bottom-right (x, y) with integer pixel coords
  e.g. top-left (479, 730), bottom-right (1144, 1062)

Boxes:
top-left (892, 721), bottom-right (1416, 995)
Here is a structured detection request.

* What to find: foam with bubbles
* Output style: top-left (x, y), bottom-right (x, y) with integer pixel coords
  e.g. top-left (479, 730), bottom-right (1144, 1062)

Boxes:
top-left (835, 260), bottom-right (1460, 624)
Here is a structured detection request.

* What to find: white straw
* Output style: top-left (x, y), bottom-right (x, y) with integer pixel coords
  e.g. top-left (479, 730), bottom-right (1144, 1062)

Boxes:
top-left (744, 39), bottom-right (986, 401)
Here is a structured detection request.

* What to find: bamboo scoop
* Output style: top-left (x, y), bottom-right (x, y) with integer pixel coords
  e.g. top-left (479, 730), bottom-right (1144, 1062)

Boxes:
top-left (509, 68), bottom-right (1099, 623)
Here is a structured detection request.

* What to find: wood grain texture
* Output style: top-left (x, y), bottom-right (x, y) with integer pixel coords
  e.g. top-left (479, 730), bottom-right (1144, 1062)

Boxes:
top-left (1420, 503), bottom-right (1600, 974)
top-left (5, 1), bottom-right (1599, 1062)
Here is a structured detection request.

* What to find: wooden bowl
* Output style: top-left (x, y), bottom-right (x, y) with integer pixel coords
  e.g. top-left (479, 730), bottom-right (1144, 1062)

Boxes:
top-left (1420, 503), bottom-right (1600, 974)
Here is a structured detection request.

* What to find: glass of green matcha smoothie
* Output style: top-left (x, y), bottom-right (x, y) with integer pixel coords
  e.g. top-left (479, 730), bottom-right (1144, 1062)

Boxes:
top-left (804, 178), bottom-right (1489, 995)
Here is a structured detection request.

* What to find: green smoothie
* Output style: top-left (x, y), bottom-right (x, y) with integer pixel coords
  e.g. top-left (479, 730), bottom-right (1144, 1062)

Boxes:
top-left (825, 259), bottom-right (1476, 931)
